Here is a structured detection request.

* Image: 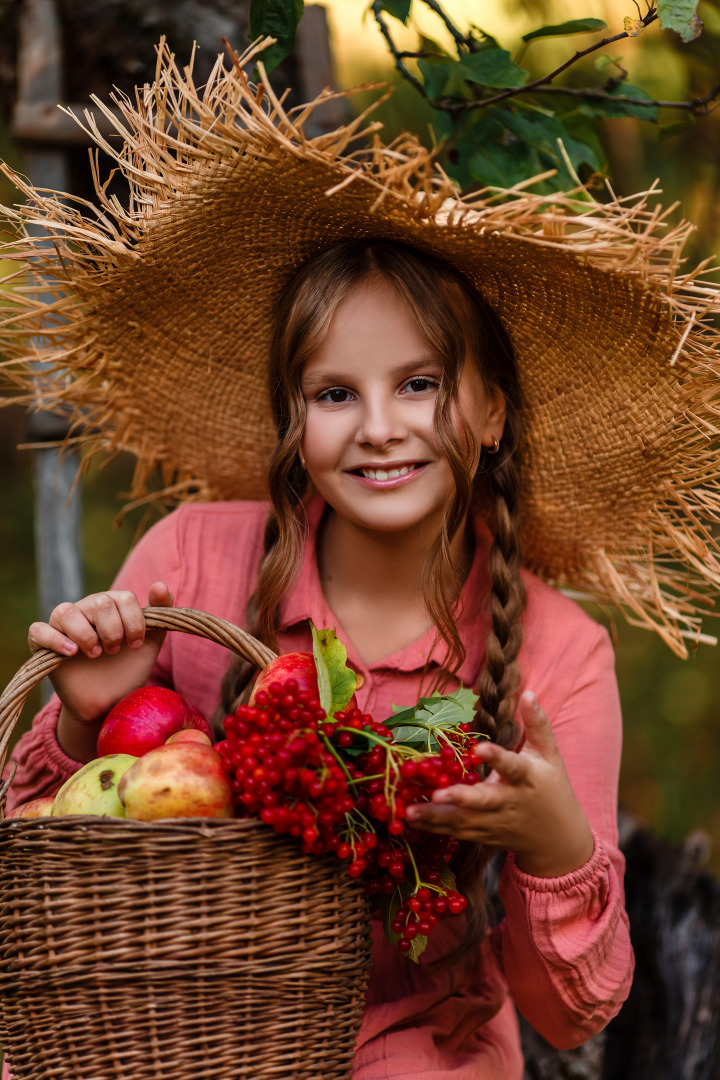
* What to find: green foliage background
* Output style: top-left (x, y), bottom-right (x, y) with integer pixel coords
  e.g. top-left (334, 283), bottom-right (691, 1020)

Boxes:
top-left (1, 0), bottom-right (719, 873)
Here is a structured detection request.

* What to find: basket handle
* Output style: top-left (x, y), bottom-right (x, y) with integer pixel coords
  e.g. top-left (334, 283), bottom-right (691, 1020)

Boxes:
top-left (0, 606), bottom-right (278, 790)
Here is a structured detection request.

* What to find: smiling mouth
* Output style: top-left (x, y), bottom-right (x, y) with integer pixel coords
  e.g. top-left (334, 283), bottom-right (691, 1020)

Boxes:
top-left (351, 464), bottom-right (425, 481)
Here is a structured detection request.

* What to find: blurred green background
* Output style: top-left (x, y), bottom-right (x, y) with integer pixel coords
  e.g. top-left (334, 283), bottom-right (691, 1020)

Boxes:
top-left (1, 0), bottom-right (719, 871)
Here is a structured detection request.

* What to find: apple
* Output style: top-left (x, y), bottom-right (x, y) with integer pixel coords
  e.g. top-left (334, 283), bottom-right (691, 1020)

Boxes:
top-left (97, 686), bottom-right (212, 758)
top-left (118, 743), bottom-right (233, 820)
top-left (52, 754), bottom-right (138, 817)
top-left (250, 652), bottom-right (321, 704)
top-left (165, 729), bottom-right (213, 747)
top-left (6, 797), bottom-right (55, 819)
top-left (250, 651), bottom-right (358, 712)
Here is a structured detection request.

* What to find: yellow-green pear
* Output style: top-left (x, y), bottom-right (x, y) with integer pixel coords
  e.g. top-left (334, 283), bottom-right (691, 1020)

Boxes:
top-left (52, 754), bottom-right (138, 817)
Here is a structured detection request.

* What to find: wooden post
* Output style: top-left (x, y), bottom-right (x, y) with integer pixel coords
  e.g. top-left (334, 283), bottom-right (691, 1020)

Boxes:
top-left (15, 0), bottom-right (83, 700)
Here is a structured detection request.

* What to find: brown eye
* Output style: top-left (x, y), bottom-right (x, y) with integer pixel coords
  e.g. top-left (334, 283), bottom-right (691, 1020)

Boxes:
top-left (318, 387), bottom-right (352, 403)
top-left (404, 377), bottom-right (438, 394)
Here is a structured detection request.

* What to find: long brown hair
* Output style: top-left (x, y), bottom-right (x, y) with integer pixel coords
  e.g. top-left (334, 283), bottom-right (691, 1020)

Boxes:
top-left (217, 240), bottom-right (527, 964)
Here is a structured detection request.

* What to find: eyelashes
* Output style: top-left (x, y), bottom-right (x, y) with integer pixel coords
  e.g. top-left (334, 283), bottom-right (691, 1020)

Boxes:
top-left (314, 376), bottom-right (440, 405)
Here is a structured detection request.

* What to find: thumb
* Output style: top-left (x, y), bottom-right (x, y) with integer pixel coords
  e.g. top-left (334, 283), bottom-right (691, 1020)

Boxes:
top-left (147, 580), bottom-right (175, 608)
top-left (518, 690), bottom-right (558, 758)
top-left (143, 581), bottom-right (174, 653)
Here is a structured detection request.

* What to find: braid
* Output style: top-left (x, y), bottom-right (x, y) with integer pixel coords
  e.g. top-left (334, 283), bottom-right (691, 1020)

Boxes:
top-left (431, 449), bottom-right (527, 977)
top-left (475, 447), bottom-right (527, 750)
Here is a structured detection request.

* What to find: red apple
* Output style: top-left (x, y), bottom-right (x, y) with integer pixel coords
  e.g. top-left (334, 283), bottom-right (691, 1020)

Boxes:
top-left (250, 651), bottom-right (358, 712)
top-left (97, 687), bottom-right (212, 758)
top-left (6, 797), bottom-right (55, 820)
top-left (118, 743), bottom-right (233, 820)
top-left (249, 651), bottom-right (319, 704)
top-left (165, 729), bottom-right (213, 747)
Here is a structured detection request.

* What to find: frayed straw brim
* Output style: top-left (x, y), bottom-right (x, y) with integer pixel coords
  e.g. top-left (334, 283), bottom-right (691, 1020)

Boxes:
top-left (1, 38), bottom-right (720, 657)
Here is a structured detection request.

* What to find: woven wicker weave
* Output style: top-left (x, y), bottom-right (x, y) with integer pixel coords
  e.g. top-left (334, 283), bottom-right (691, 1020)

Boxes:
top-left (0, 608), bottom-right (373, 1080)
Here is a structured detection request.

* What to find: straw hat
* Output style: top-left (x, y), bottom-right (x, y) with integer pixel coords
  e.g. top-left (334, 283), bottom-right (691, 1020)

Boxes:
top-left (1, 39), bottom-right (720, 657)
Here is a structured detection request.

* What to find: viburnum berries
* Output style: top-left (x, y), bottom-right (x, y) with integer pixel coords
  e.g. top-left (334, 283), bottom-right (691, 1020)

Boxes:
top-left (214, 626), bottom-right (488, 962)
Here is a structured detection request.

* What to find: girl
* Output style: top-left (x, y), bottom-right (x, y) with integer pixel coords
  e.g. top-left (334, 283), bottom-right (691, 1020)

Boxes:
top-left (10, 240), bottom-right (630, 1078)
top-left (2, 40), bottom-right (719, 1080)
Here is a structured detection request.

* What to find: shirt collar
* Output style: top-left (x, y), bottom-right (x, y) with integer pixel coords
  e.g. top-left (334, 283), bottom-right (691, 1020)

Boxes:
top-left (279, 496), bottom-right (492, 682)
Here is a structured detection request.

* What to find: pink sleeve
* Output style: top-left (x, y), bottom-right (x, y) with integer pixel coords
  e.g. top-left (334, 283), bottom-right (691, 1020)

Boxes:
top-left (4, 513), bottom-right (184, 813)
top-left (495, 626), bottom-right (634, 1049)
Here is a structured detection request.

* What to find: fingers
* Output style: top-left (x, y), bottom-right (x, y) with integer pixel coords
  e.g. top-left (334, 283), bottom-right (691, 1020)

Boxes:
top-left (477, 740), bottom-right (528, 784)
top-left (518, 690), bottom-right (559, 758)
top-left (28, 620), bottom-right (79, 656)
top-left (405, 781), bottom-right (506, 842)
top-left (28, 589), bottom-right (155, 659)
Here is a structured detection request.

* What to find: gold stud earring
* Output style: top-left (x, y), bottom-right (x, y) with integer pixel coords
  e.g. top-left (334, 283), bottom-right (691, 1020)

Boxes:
top-left (485, 437), bottom-right (500, 455)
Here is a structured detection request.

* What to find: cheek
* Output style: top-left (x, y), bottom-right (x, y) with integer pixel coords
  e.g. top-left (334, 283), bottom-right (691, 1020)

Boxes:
top-left (301, 409), bottom-right (342, 469)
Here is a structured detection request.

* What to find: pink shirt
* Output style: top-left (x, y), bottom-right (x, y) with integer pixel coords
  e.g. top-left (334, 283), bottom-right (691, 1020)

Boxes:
top-left (5, 498), bottom-right (634, 1079)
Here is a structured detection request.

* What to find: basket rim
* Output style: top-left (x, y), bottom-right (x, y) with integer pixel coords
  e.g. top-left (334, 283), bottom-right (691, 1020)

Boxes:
top-left (0, 606), bottom-right (278, 806)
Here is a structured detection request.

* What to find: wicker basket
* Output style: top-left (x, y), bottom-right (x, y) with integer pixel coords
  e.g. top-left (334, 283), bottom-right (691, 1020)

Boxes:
top-left (0, 608), bottom-right (373, 1080)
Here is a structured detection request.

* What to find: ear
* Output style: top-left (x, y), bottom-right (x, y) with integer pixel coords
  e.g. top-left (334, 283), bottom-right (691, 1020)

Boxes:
top-left (481, 389), bottom-right (506, 447)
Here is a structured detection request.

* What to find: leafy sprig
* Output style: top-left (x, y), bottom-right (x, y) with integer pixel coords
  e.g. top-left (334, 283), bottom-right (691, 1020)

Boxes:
top-left (248, 0), bottom-right (714, 195)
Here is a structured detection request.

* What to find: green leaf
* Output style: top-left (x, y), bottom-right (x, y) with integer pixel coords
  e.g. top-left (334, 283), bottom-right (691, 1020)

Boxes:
top-left (466, 25), bottom-right (501, 50)
top-left (406, 930), bottom-right (429, 962)
top-left (595, 53), bottom-right (623, 73)
top-left (310, 624), bottom-right (357, 717)
top-left (580, 83), bottom-right (658, 121)
top-left (522, 18), bottom-right (607, 42)
top-left (417, 58), bottom-right (454, 101)
top-left (454, 48), bottom-right (528, 89)
top-left (493, 106), bottom-right (600, 172)
top-left (377, 886), bottom-right (428, 962)
top-left (559, 113), bottom-right (607, 173)
top-left (249, 0), bottom-right (304, 72)
top-left (657, 117), bottom-right (696, 140)
top-left (469, 140), bottom-right (544, 190)
top-left (386, 687), bottom-right (479, 751)
top-left (657, 0), bottom-right (703, 42)
top-left (418, 34), bottom-right (452, 59)
top-left (381, 887), bottom-right (403, 947)
top-left (379, 0), bottom-right (411, 23)
top-left (438, 863), bottom-right (458, 892)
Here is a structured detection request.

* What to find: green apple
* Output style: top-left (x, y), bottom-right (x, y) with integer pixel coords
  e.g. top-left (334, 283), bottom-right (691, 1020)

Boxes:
top-left (52, 754), bottom-right (138, 817)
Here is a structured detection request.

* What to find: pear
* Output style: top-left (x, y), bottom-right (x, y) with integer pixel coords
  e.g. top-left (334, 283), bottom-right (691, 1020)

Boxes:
top-left (52, 754), bottom-right (138, 817)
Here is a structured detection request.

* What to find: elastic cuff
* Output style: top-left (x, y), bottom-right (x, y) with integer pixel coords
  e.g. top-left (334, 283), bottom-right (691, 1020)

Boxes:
top-left (41, 697), bottom-right (85, 775)
top-left (504, 831), bottom-right (609, 893)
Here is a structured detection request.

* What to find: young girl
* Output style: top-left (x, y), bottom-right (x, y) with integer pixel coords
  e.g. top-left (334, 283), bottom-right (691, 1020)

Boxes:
top-left (9, 239), bottom-right (631, 1078)
top-left (2, 40), bottom-right (718, 1080)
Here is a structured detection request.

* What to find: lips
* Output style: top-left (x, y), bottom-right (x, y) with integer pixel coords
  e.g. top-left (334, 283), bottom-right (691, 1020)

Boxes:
top-left (349, 463), bottom-right (426, 480)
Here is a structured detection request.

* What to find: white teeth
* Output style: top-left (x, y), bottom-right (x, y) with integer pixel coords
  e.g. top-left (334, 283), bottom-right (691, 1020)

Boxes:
top-left (361, 465), bottom-right (413, 480)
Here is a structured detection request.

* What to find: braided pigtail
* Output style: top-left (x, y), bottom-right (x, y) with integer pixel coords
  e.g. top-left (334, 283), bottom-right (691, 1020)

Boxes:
top-left (475, 445), bottom-right (527, 750)
top-left (429, 452), bottom-right (527, 974)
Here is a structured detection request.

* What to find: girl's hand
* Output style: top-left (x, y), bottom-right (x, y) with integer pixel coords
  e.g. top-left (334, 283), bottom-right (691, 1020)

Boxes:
top-left (405, 690), bottom-right (595, 878)
top-left (28, 581), bottom-right (174, 762)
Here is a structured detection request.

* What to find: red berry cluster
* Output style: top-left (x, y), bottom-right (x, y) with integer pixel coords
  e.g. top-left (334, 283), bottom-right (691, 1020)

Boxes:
top-left (214, 680), bottom-right (484, 956)
top-left (390, 886), bottom-right (468, 953)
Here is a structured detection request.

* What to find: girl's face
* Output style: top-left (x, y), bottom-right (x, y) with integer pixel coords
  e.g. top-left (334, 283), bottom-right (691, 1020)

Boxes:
top-left (300, 279), bottom-right (505, 536)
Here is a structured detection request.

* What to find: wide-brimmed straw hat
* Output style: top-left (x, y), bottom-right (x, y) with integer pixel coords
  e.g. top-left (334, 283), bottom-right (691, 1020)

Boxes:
top-left (1, 39), bottom-right (720, 657)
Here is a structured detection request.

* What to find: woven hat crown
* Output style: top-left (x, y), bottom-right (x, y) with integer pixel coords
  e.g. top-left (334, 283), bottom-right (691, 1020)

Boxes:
top-left (1, 38), bottom-right (720, 657)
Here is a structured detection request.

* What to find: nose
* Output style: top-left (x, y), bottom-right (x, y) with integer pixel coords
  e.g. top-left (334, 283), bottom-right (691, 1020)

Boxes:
top-left (355, 393), bottom-right (408, 449)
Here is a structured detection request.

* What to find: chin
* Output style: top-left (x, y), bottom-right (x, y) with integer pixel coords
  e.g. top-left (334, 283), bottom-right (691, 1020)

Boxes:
top-left (344, 501), bottom-right (446, 535)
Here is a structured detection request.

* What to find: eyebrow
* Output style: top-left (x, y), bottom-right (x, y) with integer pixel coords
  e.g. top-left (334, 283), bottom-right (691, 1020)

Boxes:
top-left (301, 356), bottom-right (442, 390)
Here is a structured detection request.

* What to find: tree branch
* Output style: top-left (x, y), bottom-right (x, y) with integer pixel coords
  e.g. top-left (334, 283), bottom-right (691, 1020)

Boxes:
top-left (371, 0), bottom-right (428, 98)
top-left (420, 0), bottom-right (471, 52)
top-left (444, 7), bottom-right (659, 111)
top-left (437, 80), bottom-right (720, 116)
top-left (371, 0), bottom-right (716, 127)
top-left (519, 81), bottom-right (720, 114)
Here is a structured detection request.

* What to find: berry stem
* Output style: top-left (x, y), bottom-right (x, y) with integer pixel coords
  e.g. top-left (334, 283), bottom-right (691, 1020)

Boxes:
top-left (320, 734), bottom-right (355, 782)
